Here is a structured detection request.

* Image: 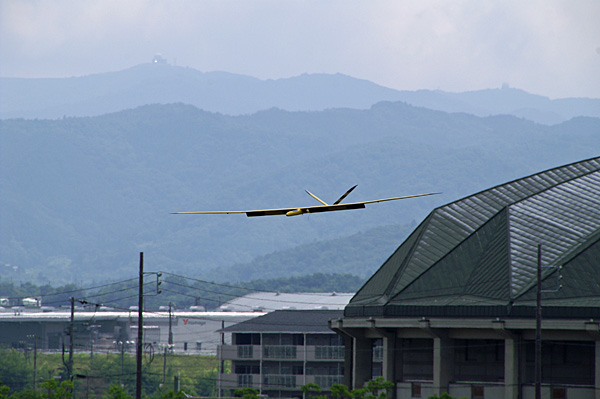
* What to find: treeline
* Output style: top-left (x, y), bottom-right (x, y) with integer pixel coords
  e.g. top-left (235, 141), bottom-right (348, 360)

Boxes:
top-left (0, 349), bottom-right (217, 399)
top-left (0, 272), bottom-right (365, 311)
top-left (0, 282), bottom-right (81, 307)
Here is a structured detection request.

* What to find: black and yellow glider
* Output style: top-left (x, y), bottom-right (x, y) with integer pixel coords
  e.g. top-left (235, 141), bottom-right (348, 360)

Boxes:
top-left (172, 185), bottom-right (439, 217)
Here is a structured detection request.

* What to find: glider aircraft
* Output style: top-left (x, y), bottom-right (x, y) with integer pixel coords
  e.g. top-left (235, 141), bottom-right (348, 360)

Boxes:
top-left (172, 185), bottom-right (439, 217)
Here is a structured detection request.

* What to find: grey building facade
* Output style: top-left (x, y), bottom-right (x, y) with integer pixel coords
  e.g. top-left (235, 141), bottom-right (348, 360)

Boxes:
top-left (218, 310), bottom-right (346, 399)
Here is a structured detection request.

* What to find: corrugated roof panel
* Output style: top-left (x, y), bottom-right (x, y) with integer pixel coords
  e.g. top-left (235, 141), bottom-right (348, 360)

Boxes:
top-left (508, 170), bottom-right (600, 297)
top-left (349, 220), bottom-right (429, 306)
top-left (393, 210), bottom-right (511, 303)
top-left (514, 234), bottom-right (600, 304)
top-left (345, 157), bottom-right (600, 318)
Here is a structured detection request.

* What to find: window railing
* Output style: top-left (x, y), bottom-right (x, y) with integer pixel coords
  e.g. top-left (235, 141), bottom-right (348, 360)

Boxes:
top-left (263, 345), bottom-right (297, 359)
top-left (263, 375), bottom-right (296, 388)
top-left (315, 375), bottom-right (344, 388)
top-left (237, 345), bottom-right (254, 358)
top-left (237, 374), bottom-right (254, 387)
top-left (315, 346), bottom-right (345, 359)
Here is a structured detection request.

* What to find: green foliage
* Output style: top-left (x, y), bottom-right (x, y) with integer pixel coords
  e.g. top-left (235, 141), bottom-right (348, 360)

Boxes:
top-left (0, 351), bottom-right (217, 399)
top-left (150, 390), bottom-right (186, 399)
top-left (329, 384), bottom-right (351, 399)
top-left (428, 394), bottom-right (465, 399)
top-left (301, 383), bottom-right (326, 399)
top-left (104, 385), bottom-right (132, 399)
top-left (357, 378), bottom-right (394, 399)
top-left (233, 387), bottom-right (259, 399)
top-left (0, 384), bottom-right (10, 399)
top-left (5, 389), bottom-right (38, 399)
top-left (40, 379), bottom-right (73, 399)
top-left (302, 377), bottom-right (393, 399)
top-left (0, 350), bottom-right (33, 392)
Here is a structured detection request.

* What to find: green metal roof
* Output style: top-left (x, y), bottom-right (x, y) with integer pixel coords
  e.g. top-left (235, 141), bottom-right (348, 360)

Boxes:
top-left (346, 157), bottom-right (600, 318)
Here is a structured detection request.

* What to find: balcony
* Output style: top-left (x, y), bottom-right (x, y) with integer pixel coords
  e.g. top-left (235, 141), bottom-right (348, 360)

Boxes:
top-left (263, 345), bottom-right (297, 359)
top-left (220, 373), bottom-right (261, 390)
top-left (219, 345), bottom-right (261, 360)
top-left (309, 345), bottom-right (345, 361)
top-left (263, 374), bottom-right (298, 388)
top-left (220, 344), bottom-right (345, 361)
top-left (314, 375), bottom-right (344, 388)
top-left (221, 374), bottom-right (344, 392)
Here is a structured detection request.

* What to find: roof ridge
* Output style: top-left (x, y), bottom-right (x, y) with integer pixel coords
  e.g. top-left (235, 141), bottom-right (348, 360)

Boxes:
top-left (434, 156), bottom-right (600, 212)
top-left (389, 207), bottom-right (511, 302)
top-left (381, 216), bottom-right (434, 302)
top-left (508, 161), bottom-right (600, 209)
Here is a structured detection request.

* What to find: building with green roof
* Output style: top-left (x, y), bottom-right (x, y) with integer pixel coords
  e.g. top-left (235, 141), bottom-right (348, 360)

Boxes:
top-left (331, 157), bottom-right (600, 399)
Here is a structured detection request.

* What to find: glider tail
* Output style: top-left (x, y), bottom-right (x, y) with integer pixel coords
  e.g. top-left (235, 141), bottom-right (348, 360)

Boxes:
top-left (305, 190), bottom-right (329, 205)
top-left (333, 185), bottom-right (358, 205)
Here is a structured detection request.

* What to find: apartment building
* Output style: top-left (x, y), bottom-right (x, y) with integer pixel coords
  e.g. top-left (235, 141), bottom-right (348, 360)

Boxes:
top-left (218, 310), bottom-right (346, 399)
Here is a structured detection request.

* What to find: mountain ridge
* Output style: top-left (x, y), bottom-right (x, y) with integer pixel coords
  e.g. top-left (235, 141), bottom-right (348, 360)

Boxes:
top-left (1, 102), bottom-right (599, 285)
top-left (2, 63), bottom-right (598, 124)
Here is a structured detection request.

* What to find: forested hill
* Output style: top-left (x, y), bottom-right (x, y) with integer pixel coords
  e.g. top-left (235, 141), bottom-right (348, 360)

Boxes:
top-left (2, 63), bottom-right (599, 124)
top-left (1, 101), bottom-right (599, 285)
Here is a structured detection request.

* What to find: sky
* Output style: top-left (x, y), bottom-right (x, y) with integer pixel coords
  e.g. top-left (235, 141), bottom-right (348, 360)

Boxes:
top-left (1, 0), bottom-right (599, 99)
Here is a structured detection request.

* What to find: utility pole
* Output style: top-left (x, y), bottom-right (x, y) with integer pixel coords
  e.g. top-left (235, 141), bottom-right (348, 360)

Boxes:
top-left (28, 334), bottom-right (38, 395)
top-left (33, 335), bottom-right (37, 395)
top-left (120, 342), bottom-right (125, 387)
top-left (535, 244), bottom-right (542, 399)
top-left (168, 302), bottom-right (173, 349)
top-left (162, 346), bottom-right (167, 385)
top-left (136, 252), bottom-right (144, 399)
top-left (69, 297), bottom-right (75, 380)
top-left (162, 302), bottom-right (173, 386)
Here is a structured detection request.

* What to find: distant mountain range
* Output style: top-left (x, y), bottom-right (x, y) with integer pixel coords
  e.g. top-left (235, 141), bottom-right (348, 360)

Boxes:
top-left (1, 99), bottom-right (599, 285)
top-left (1, 63), bottom-right (599, 124)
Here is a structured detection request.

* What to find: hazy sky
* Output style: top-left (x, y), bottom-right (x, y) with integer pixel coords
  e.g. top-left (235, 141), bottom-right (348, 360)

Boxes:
top-left (1, 0), bottom-right (599, 98)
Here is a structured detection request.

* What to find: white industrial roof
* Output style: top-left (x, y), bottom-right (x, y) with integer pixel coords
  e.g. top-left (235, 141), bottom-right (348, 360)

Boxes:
top-left (217, 292), bottom-right (354, 312)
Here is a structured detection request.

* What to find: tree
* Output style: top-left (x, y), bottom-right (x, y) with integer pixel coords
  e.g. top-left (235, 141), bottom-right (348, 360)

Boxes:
top-left (0, 384), bottom-right (10, 399)
top-left (103, 385), bottom-right (132, 399)
top-left (428, 394), bottom-right (465, 399)
top-left (0, 350), bottom-right (33, 392)
top-left (354, 377), bottom-right (394, 399)
top-left (302, 377), bottom-right (393, 399)
top-left (39, 379), bottom-right (73, 399)
top-left (233, 387), bottom-right (259, 399)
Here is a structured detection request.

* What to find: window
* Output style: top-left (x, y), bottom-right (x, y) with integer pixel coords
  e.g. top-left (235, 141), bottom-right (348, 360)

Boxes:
top-left (411, 383), bottom-right (421, 398)
top-left (472, 386), bottom-right (484, 399)
top-left (552, 388), bottom-right (566, 399)
top-left (236, 333), bottom-right (261, 345)
top-left (238, 374), bottom-right (253, 387)
top-left (235, 364), bottom-right (260, 374)
top-left (238, 345), bottom-right (254, 358)
top-left (315, 346), bottom-right (345, 359)
top-left (315, 376), bottom-right (344, 388)
top-left (281, 334), bottom-right (304, 346)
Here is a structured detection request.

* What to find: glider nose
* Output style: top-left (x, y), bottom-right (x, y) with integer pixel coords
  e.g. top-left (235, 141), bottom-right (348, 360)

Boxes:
top-left (286, 209), bottom-right (304, 217)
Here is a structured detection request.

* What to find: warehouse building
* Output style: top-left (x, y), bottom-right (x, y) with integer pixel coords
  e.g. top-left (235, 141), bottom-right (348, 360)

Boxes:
top-left (331, 157), bottom-right (600, 399)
